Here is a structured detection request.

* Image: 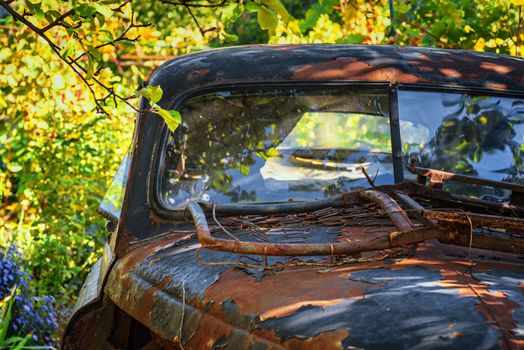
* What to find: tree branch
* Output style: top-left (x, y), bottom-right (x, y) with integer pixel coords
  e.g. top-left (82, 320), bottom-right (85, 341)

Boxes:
top-left (160, 0), bottom-right (228, 8)
top-left (0, 1), bottom-right (142, 115)
top-left (41, 9), bottom-right (75, 32)
top-left (182, 2), bottom-right (219, 35)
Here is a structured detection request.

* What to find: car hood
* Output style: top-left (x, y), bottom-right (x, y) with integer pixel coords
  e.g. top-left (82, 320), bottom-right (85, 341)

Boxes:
top-left (105, 229), bottom-right (524, 350)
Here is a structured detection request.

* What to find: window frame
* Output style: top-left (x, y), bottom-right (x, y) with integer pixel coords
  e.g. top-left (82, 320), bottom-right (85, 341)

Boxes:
top-left (149, 81), bottom-right (524, 221)
top-left (151, 82), bottom-right (395, 219)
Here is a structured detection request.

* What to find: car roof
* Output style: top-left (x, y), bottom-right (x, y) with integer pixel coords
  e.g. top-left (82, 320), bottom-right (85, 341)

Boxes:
top-left (148, 44), bottom-right (524, 106)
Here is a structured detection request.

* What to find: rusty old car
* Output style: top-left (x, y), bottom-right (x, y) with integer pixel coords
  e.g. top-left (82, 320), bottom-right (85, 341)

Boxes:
top-left (63, 45), bottom-right (524, 349)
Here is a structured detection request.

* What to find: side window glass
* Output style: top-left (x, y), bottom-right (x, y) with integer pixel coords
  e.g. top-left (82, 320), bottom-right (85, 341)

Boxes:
top-left (98, 152), bottom-right (131, 222)
top-left (399, 90), bottom-right (524, 199)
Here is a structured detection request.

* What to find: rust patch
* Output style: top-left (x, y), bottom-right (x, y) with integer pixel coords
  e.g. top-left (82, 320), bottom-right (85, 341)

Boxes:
top-left (293, 57), bottom-right (422, 83)
top-left (135, 276), bottom-right (172, 322)
top-left (254, 328), bottom-right (349, 350)
top-left (480, 62), bottom-right (513, 75)
top-left (186, 68), bottom-right (210, 82)
top-left (407, 53), bottom-right (524, 90)
top-left (438, 269), bottom-right (520, 349)
top-left (184, 312), bottom-right (233, 350)
top-left (184, 312), bottom-right (287, 350)
top-left (121, 232), bottom-right (189, 273)
top-left (203, 267), bottom-right (382, 322)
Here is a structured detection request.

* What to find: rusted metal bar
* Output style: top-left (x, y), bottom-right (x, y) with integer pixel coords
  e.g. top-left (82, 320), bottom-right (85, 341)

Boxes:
top-left (440, 230), bottom-right (524, 254)
top-left (407, 165), bottom-right (524, 193)
top-left (198, 192), bottom-right (357, 216)
top-left (423, 210), bottom-right (524, 232)
top-left (401, 181), bottom-right (524, 215)
top-left (358, 190), bottom-right (415, 232)
top-left (187, 201), bottom-right (439, 256)
top-left (393, 191), bottom-right (434, 226)
top-left (449, 193), bottom-right (524, 214)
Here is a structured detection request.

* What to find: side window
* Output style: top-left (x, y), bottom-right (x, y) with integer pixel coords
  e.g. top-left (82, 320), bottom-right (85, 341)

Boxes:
top-left (98, 151), bottom-right (131, 222)
top-left (399, 90), bottom-right (524, 198)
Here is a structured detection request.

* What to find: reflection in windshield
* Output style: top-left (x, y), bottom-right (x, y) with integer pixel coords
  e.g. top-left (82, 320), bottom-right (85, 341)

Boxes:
top-left (399, 91), bottom-right (524, 199)
top-left (158, 89), bottom-right (392, 209)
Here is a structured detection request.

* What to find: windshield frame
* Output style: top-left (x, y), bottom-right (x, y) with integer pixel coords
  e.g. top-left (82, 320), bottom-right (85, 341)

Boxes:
top-left (151, 82), bottom-right (396, 218)
top-left (150, 81), bottom-right (524, 220)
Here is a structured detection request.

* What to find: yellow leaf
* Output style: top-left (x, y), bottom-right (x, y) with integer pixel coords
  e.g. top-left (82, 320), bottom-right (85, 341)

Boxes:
top-left (258, 6), bottom-right (278, 35)
top-left (52, 74), bottom-right (65, 89)
top-left (140, 85), bottom-right (163, 103)
top-left (155, 108), bottom-right (181, 132)
top-left (261, 0), bottom-right (290, 24)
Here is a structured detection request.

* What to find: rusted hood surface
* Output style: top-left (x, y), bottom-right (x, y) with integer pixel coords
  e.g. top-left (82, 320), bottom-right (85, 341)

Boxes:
top-left (105, 231), bottom-right (524, 349)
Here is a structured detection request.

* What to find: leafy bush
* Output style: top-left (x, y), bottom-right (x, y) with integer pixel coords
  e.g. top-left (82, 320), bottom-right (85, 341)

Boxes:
top-left (0, 245), bottom-right (58, 348)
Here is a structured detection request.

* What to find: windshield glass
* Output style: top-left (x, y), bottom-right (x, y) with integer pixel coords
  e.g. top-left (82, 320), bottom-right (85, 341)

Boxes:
top-left (399, 91), bottom-right (524, 199)
top-left (158, 89), bottom-right (392, 209)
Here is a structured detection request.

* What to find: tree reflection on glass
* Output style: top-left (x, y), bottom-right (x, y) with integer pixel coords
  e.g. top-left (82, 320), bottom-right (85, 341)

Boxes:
top-left (158, 89), bottom-right (393, 209)
top-left (400, 91), bottom-right (524, 199)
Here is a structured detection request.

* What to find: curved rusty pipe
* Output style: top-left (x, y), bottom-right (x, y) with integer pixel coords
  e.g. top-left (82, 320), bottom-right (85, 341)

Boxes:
top-left (198, 192), bottom-right (353, 216)
top-left (358, 190), bottom-right (414, 232)
top-left (187, 200), bottom-right (433, 256)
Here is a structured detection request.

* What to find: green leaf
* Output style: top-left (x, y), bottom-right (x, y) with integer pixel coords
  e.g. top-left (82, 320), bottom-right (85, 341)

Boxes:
top-left (240, 164), bottom-right (249, 176)
top-left (257, 6), bottom-right (278, 35)
top-left (245, 1), bottom-right (263, 12)
top-left (140, 85), bottom-right (163, 104)
top-left (76, 4), bottom-right (96, 18)
top-left (34, 7), bottom-right (45, 19)
top-left (86, 57), bottom-right (95, 80)
top-left (156, 109), bottom-right (181, 132)
top-left (96, 12), bottom-right (106, 27)
top-left (336, 34), bottom-right (365, 44)
top-left (261, 0), bottom-right (290, 24)
top-left (221, 3), bottom-right (243, 26)
top-left (265, 147), bottom-right (281, 157)
top-left (87, 45), bottom-right (102, 62)
top-left (60, 39), bottom-right (78, 58)
top-left (94, 4), bottom-right (113, 18)
top-left (99, 29), bottom-right (114, 41)
top-left (222, 32), bottom-right (239, 42)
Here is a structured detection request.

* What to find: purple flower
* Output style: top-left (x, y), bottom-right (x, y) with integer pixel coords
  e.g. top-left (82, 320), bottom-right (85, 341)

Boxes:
top-left (0, 244), bottom-right (58, 347)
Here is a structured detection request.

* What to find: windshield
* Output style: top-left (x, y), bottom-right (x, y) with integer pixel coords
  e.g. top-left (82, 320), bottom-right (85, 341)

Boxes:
top-left (399, 91), bottom-right (524, 199)
top-left (158, 88), bottom-right (524, 210)
top-left (157, 89), bottom-right (392, 209)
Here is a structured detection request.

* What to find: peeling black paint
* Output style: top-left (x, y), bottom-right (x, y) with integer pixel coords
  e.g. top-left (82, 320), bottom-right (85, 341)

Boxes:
top-left (221, 298), bottom-right (258, 330)
top-left (259, 267), bottom-right (501, 350)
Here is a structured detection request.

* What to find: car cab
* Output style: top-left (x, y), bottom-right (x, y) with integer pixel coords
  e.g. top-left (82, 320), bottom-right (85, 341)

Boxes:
top-left (63, 45), bottom-right (524, 350)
